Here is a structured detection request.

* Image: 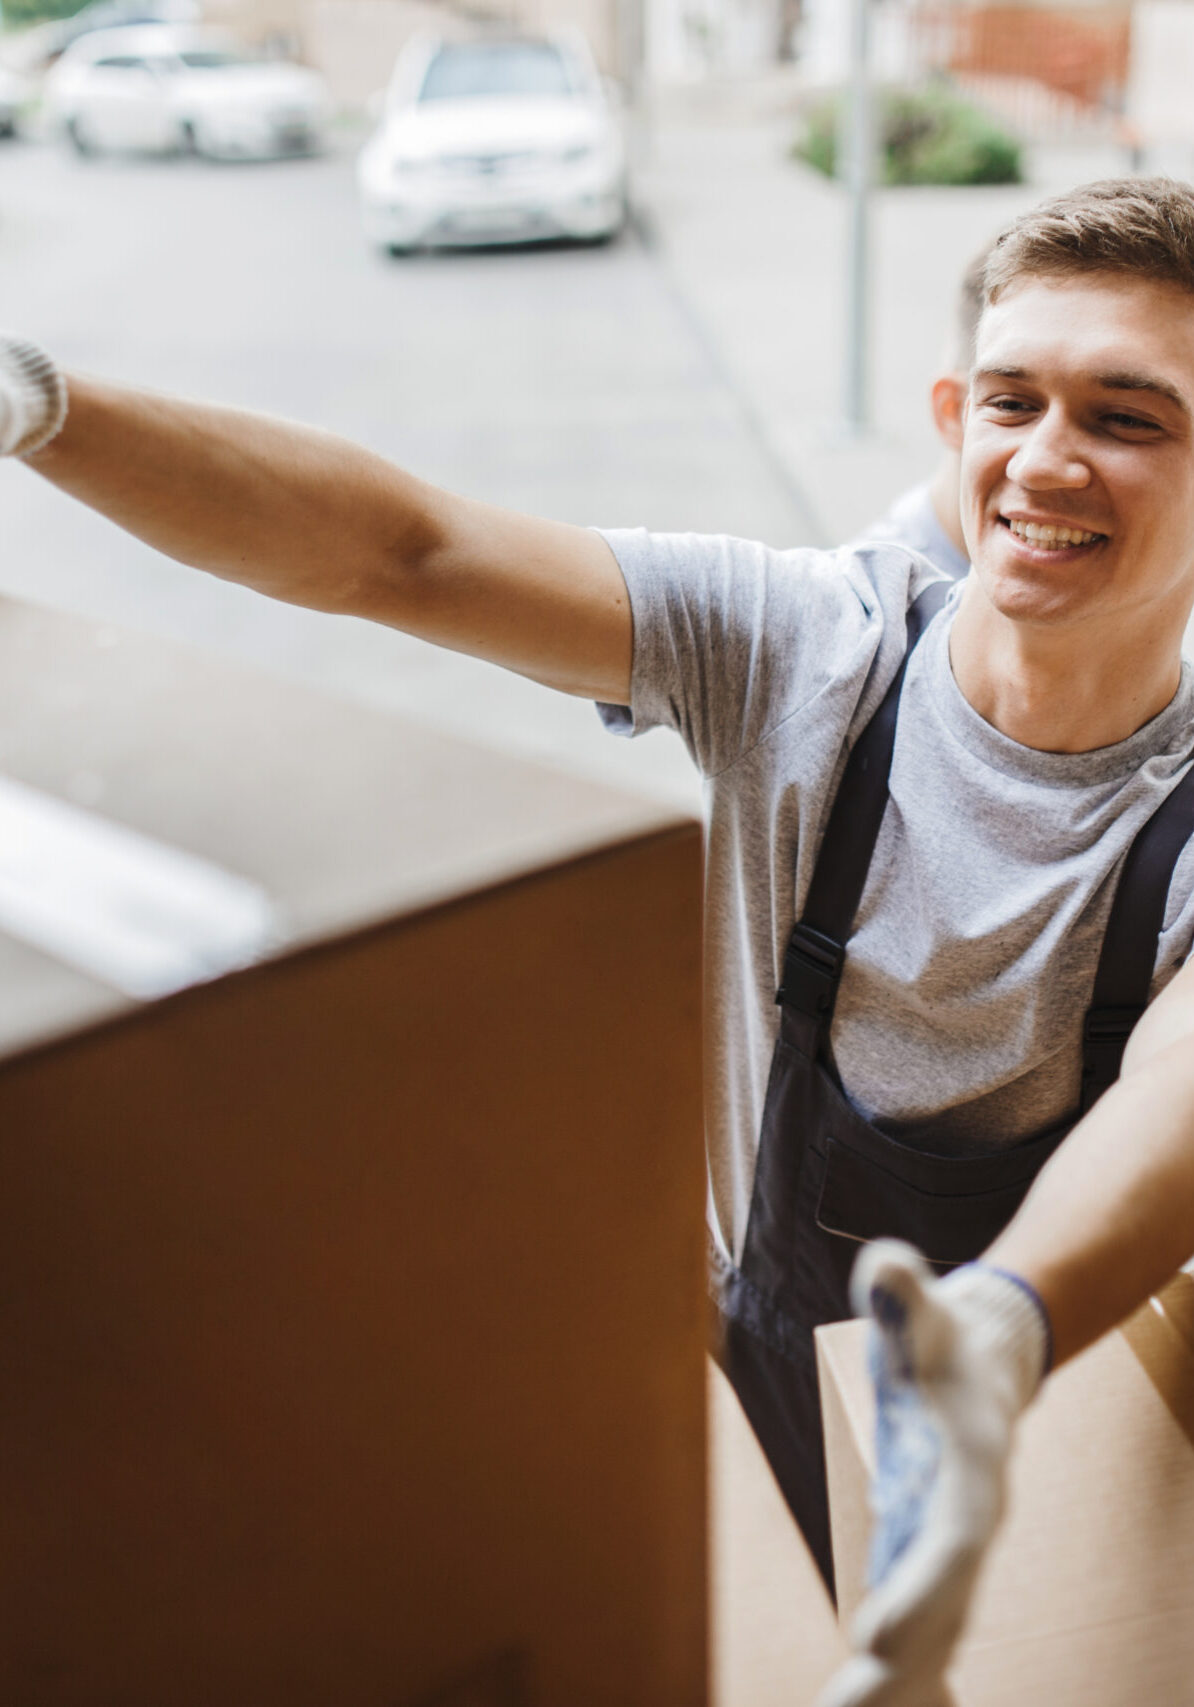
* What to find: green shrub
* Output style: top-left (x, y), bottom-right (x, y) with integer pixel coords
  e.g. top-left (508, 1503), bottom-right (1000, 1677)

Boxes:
top-left (2, 0), bottom-right (90, 26)
top-left (794, 85), bottom-right (1022, 187)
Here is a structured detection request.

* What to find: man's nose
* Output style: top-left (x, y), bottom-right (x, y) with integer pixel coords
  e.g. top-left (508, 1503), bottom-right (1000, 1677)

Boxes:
top-left (1005, 408), bottom-right (1091, 490)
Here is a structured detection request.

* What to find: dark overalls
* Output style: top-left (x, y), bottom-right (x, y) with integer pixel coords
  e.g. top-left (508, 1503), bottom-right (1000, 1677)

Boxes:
top-left (712, 580), bottom-right (1194, 1597)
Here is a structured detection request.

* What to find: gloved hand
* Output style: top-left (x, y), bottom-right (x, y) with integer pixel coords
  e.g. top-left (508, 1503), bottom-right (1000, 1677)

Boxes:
top-left (816, 1240), bottom-right (1051, 1707)
top-left (0, 333), bottom-right (67, 457)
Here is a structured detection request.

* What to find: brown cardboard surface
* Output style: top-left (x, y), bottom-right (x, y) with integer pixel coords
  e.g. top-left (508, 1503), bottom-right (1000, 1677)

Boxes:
top-left (816, 1320), bottom-right (873, 1628)
top-left (0, 598), bottom-right (709, 1706)
top-left (818, 1296), bottom-right (1194, 1706)
top-left (708, 1361), bottom-right (847, 1707)
top-left (1122, 1270), bottom-right (1194, 1447)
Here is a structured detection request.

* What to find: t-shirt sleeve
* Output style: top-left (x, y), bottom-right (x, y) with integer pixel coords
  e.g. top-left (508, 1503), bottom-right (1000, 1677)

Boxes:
top-left (594, 526), bottom-right (918, 779)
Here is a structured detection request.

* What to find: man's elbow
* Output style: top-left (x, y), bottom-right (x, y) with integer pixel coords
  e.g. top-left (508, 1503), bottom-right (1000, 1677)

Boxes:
top-left (341, 506), bottom-right (452, 628)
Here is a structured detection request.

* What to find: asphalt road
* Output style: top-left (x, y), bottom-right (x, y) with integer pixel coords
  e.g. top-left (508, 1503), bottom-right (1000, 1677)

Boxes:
top-left (0, 128), bottom-right (814, 808)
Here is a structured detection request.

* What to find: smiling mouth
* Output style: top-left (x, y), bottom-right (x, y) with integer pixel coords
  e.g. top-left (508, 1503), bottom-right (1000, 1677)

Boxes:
top-left (1000, 517), bottom-right (1106, 550)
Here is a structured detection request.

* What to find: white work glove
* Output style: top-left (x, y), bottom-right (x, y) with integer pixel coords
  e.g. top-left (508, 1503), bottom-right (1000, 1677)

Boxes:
top-left (816, 1240), bottom-right (1051, 1707)
top-left (0, 333), bottom-right (67, 457)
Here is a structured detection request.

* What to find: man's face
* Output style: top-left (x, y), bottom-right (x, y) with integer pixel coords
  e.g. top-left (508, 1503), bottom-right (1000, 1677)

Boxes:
top-left (961, 273), bottom-right (1194, 635)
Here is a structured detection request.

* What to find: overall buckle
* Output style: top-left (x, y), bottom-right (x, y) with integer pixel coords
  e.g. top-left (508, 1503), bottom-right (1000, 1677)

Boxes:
top-left (776, 923), bottom-right (845, 1020)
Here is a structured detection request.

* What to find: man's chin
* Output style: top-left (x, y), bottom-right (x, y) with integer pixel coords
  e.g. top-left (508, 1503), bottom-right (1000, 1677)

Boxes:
top-left (966, 556), bottom-right (1106, 629)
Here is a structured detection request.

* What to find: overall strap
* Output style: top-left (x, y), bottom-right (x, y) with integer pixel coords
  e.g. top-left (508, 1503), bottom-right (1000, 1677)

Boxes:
top-left (777, 578), bottom-right (951, 1030)
top-left (1081, 757), bottom-right (1194, 1112)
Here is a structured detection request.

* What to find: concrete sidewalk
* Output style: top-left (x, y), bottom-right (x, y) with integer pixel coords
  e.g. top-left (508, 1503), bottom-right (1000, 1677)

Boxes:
top-left (635, 75), bottom-right (1130, 550)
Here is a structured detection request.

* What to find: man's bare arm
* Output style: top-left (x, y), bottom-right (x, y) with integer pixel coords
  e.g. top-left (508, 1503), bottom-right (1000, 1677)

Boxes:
top-left (820, 958), bottom-right (1194, 1707)
top-left (986, 951), bottom-right (1194, 1366)
top-left (23, 374), bottom-right (634, 703)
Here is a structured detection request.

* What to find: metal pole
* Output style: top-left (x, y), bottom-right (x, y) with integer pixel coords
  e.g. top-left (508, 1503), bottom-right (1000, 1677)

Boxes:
top-left (619, 0), bottom-right (648, 177)
top-left (843, 0), bottom-right (872, 435)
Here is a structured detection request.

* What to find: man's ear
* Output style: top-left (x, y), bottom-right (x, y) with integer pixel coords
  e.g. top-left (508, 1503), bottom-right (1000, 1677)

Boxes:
top-left (930, 374), bottom-right (967, 451)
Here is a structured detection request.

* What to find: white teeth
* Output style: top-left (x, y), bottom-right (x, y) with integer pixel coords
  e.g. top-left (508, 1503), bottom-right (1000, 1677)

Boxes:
top-left (1007, 519), bottom-right (1100, 548)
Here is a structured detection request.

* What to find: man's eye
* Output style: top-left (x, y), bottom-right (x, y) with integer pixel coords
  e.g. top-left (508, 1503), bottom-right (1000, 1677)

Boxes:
top-left (983, 397), bottom-right (1032, 416)
top-left (1105, 412), bottom-right (1156, 432)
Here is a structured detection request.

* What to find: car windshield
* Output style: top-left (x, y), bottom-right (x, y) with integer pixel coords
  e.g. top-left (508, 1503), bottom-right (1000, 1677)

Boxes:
top-left (417, 42), bottom-right (575, 102)
top-left (177, 49), bottom-right (256, 69)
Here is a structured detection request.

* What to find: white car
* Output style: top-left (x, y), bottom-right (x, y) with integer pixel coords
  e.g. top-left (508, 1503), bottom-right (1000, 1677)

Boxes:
top-left (45, 25), bottom-right (331, 160)
top-left (357, 34), bottom-right (627, 253)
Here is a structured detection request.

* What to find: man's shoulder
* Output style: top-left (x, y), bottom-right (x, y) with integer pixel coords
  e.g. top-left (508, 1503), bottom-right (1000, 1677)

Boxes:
top-left (594, 524), bottom-right (947, 756)
top-left (596, 524), bottom-right (935, 621)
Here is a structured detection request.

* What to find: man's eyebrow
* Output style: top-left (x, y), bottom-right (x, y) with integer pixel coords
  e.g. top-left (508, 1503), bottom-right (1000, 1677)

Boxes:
top-left (972, 363), bottom-right (1191, 416)
top-left (971, 365), bottom-right (1028, 385)
top-left (1095, 369), bottom-right (1190, 415)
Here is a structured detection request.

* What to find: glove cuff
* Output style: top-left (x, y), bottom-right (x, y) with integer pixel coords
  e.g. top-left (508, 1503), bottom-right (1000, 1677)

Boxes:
top-left (940, 1262), bottom-right (1051, 1413)
top-left (0, 334), bottom-right (68, 458)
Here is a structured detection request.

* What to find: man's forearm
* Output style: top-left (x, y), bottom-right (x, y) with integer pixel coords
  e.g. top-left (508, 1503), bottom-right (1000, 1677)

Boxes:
top-left (18, 370), bottom-right (634, 701)
top-left (986, 1031), bottom-right (1194, 1368)
top-left (822, 1023), bottom-right (1194, 1707)
top-left (26, 374), bottom-right (447, 619)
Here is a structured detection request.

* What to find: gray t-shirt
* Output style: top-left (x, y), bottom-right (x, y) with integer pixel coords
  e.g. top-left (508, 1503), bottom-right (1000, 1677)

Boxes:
top-left (597, 528), bottom-right (1194, 1267)
top-left (856, 481), bottom-right (970, 582)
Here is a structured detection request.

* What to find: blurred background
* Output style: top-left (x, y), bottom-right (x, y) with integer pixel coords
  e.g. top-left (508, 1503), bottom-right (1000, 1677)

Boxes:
top-left (0, 0), bottom-right (1188, 813)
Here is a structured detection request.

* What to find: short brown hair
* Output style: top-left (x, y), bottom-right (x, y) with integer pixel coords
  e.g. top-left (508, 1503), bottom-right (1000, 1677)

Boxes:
top-left (984, 177), bottom-right (1194, 307)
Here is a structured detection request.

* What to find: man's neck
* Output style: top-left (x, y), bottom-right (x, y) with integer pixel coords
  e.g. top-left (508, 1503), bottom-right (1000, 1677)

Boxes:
top-left (949, 584), bottom-right (1185, 753)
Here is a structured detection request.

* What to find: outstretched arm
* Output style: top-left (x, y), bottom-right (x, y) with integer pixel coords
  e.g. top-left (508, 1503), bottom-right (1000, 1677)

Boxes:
top-left (819, 952), bottom-right (1194, 1707)
top-left (8, 350), bottom-right (633, 703)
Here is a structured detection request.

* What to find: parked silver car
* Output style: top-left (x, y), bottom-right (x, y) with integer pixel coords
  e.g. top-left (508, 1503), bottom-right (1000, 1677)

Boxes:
top-left (358, 33), bottom-right (627, 254)
top-left (45, 24), bottom-right (331, 159)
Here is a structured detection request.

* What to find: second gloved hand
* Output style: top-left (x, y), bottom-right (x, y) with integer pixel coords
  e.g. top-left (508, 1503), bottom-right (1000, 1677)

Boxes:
top-left (816, 1240), bottom-right (1051, 1707)
top-left (0, 334), bottom-right (67, 457)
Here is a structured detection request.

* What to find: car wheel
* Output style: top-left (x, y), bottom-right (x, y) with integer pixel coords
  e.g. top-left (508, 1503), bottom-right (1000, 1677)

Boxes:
top-left (178, 120), bottom-right (198, 155)
top-left (386, 243), bottom-right (414, 258)
top-left (65, 117), bottom-right (96, 157)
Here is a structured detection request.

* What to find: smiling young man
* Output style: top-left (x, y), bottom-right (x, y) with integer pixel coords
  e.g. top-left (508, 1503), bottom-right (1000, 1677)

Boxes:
top-left (7, 178), bottom-right (1194, 1706)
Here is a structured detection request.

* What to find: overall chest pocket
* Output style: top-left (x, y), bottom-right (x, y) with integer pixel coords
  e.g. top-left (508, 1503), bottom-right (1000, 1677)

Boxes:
top-left (813, 1118), bottom-right (1071, 1269)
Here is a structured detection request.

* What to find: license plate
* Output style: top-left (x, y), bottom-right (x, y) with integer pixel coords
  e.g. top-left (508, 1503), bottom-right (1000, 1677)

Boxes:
top-left (450, 207), bottom-right (532, 235)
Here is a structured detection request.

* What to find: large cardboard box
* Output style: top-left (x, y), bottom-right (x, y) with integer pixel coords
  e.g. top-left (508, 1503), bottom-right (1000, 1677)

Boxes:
top-left (0, 596), bottom-right (708, 1707)
top-left (817, 1273), bottom-right (1194, 1706)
